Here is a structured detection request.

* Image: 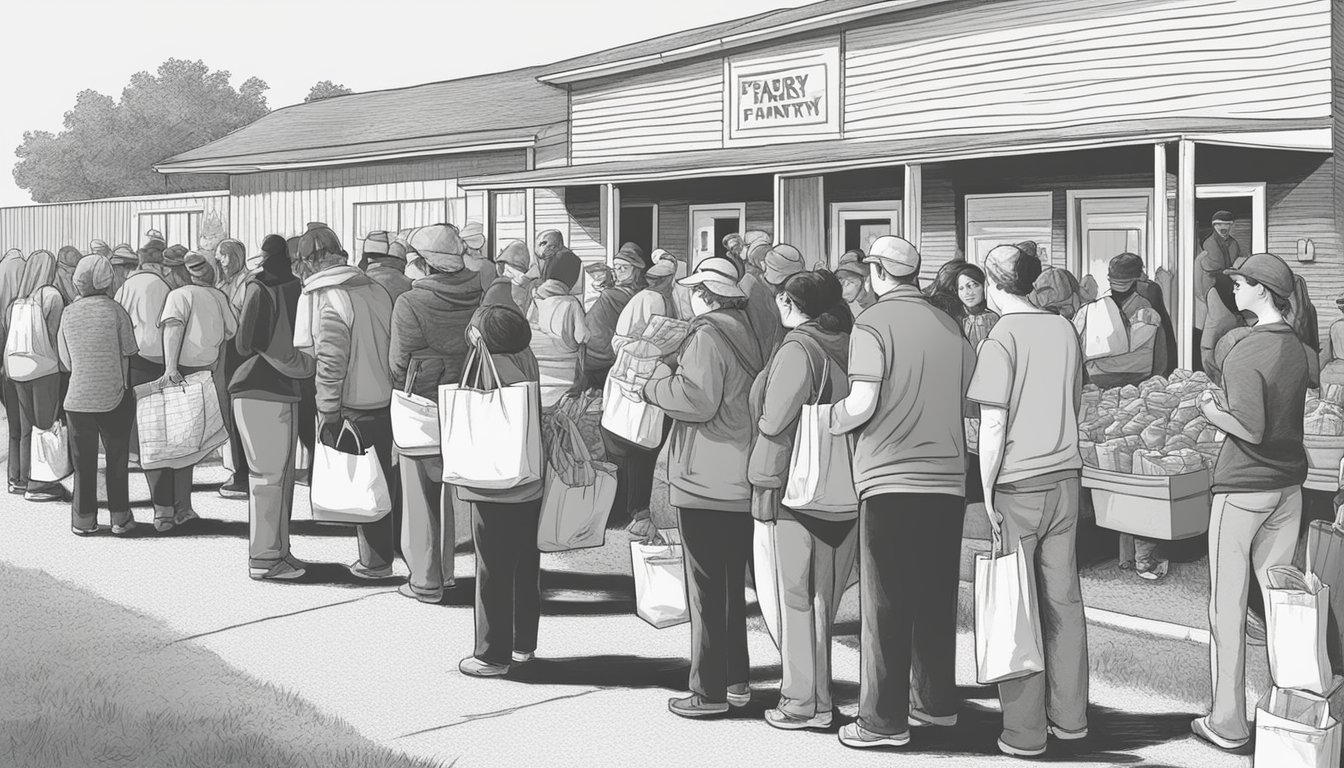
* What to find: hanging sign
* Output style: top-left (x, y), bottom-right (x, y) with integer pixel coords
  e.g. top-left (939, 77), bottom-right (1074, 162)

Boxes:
top-left (726, 46), bottom-right (841, 144)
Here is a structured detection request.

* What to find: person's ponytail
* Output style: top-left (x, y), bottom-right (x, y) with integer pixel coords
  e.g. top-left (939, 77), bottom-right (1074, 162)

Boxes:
top-left (780, 269), bottom-right (854, 334)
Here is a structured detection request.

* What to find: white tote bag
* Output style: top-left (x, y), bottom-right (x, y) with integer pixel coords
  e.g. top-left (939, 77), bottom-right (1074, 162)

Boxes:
top-left (133, 371), bottom-right (228, 471)
top-left (783, 355), bottom-right (858, 513)
top-left (601, 374), bottom-right (665, 449)
top-left (1267, 565), bottom-right (1333, 695)
top-left (974, 535), bottom-right (1046, 685)
top-left (30, 422), bottom-right (72, 483)
top-left (1074, 298), bottom-right (1128, 360)
top-left (537, 408), bottom-right (617, 551)
top-left (439, 340), bottom-right (542, 489)
top-left (310, 421), bottom-right (392, 524)
top-left (391, 360), bottom-right (440, 457)
top-left (631, 530), bottom-right (689, 629)
top-left (1255, 688), bottom-right (1342, 768)
top-left (753, 519), bottom-right (782, 650)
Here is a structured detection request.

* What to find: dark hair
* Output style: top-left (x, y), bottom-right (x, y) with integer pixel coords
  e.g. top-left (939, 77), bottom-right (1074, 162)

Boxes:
top-left (475, 305), bottom-right (531, 355)
top-left (1242, 277), bottom-right (1293, 315)
top-left (691, 284), bottom-right (749, 312)
top-left (992, 247), bottom-right (1042, 296)
top-left (779, 269), bottom-right (853, 334)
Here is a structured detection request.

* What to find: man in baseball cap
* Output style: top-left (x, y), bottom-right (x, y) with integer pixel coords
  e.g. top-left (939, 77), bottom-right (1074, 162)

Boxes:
top-left (862, 235), bottom-right (921, 279)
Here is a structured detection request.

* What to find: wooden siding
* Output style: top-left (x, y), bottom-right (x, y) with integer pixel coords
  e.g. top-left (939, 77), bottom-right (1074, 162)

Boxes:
top-left (845, 0), bottom-right (1330, 142)
top-left (1261, 156), bottom-right (1339, 347)
top-left (571, 60), bottom-right (724, 163)
top-left (918, 164), bottom-right (961, 283)
top-left (0, 192), bottom-right (229, 255)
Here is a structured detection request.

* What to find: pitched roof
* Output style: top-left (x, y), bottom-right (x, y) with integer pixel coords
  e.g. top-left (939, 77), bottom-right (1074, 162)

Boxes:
top-left (155, 67), bottom-right (566, 174)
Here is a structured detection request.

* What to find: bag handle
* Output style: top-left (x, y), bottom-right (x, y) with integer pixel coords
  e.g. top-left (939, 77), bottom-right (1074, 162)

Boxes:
top-left (338, 419), bottom-right (366, 455)
top-left (472, 337), bottom-right (504, 391)
top-left (459, 340), bottom-right (480, 388)
top-left (405, 358), bottom-right (421, 395)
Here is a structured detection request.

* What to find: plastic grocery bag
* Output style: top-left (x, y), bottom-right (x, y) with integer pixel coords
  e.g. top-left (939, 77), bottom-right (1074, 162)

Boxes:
top-left (310, 421), bottom-right (391, 524)
top-left (753, 519), bottom-right (782, 650)
top-left (1074, 298), bottom-right (1128, 360)
top-left (631, 529), bottom-right (689, 629)
top-left (975, 535), bottom-right (1046, 685)
top-left (537, 408), bottom-right (616, 552)
top-left (392, 360), bottom-right (440, 457)
top-left (601, 373), bottom-right (665, 449)
top-left (1267, 565), bottom-right (1332, 695)
top-left (30, 422), bottom-right (71, 483)
top-left (1255, 687), bottom-right (1342, 768)
top-left (133, 371), bottom-right (227, 471)
top-left (439, 341), bottom-right (542, 489)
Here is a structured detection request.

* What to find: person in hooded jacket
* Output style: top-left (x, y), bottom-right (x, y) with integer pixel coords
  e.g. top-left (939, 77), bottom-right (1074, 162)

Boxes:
top-left (749, 269), bottom-right (858, 732)
top-left (294, 222), bottom-right (397, 580)
top-left (361, 230), bottom-right (413, 304)
top-left (533, 230), bottom-right (582, 293)
top-left (8, 250), bottom-right (70, 502)
top-left (486, 240), bottom-right (532, 316)
top-left (54, 246), bottom-right (81, 304)
top-left (390, 224), bottom-right (481, 603)
top-left (214, 238), bottom-right (253, 500)
top-left (529, 278), bottom-right (587, 409)
top-left (578, 243), bottom-right (644, 393)
top-left (0, 247), bottom-right (28, 494)
top-left (636, 256), bottom-right (766, 718)
top-left (232, 235), bottom-right (315, 580)
top-left (60, 255), bottom-right (139, 536)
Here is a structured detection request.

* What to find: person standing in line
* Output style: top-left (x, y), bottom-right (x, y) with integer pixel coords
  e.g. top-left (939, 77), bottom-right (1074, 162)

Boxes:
top-left (215, 239), bottom-right (252, 316)
top-left (485, 240), bottom-right (532, 316)
top-left (636, 256), bottom-right (765, 717)
top-left (836, 250), bottom-right (875, 317)
top-left (741, 231), bottom-right (772, 281)
top-left (7, 250), bottom-right (71, 503)
top-left (1193, 211), bottom-right (1243, 370)
top-left (161, 244), bottom-right (192, 291)
top-left (214, 238), bottom-right (253, 500)
top-left (925, 258), bottom-right (968, 320)
top-left (60, 255), bottom-right (139, 536)
top-left (151, 252), bottom-right (236, 532)
top-left (829, 236), bottom-right (974, 749)
top-left (361, 230), bottom-right (413, 304)
top-left (88, 240), bottom-right (112, 259)
top-left (232, 235), bottom-right (314, 580)
top-left (390, 225), bottom-right (481, 603)
top-left (750, 269), bottom-right (858, 732)
top-left (533, 230), bottom-right (582, 293)
top-left (115, 239), bottom-right (172, 468)
top-left (294, 223), bottom-right (398, 580)
top-left (108, 244), bottom-right (137, 297)
top-left (748, 243), bottom-right (805, 354)
top-left (580, 242), bottom-right (645, 393)
top-left (969, 244), bottom-right (1090, 758)
top-left (529, 278), bottom-right (587, 409)
top-left (0, 247), bottom-right (29, 495)
top-left (951, 262), bottom-right (1000, 350)
top-left (721, 233), bottom-right (747, 279)
top-left (54, 246), bottom-right (81, 304)
top-left (457, 304), bottom-right (544, 677)
top-left (1135, 271), bottom-right (1176, 378)
top-left (1192, 253), bottom-right (1311, 752)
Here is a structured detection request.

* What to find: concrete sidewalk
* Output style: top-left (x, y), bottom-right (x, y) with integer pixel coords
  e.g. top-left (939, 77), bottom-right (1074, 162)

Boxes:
top-left (0, 456), bottom-right (1250, 767)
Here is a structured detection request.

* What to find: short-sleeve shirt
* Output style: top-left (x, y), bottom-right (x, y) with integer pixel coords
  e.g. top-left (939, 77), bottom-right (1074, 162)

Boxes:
top-left (116, 271), bottom-right (170, 364)
top-left (58, 295), bottom-right (138, 413)
top-left (848, 285), bottom-right (976, 500)
top-left (1213, 323), bottom-right (1309, 493)
top-left (967, 313), bottom-right (1084, 486)
top-left (159, 285), bottom-right (237, 368)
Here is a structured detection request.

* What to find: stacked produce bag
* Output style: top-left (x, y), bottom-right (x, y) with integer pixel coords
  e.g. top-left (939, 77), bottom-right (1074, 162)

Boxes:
top-left (1305, 389), bottom-right (1344, 437)
top-left (1078, 370), bottom-right (1224, 476)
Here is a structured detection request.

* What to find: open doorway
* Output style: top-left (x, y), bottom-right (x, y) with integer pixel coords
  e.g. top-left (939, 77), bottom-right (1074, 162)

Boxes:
top-left (688, 204), bottom-right (746, 270)
top-left (619, 204), bottom-right (657, 265)
top-left (1190, 184), bottom-right (1265, 371)
top-left (828, 201), bottom-right (901, 269)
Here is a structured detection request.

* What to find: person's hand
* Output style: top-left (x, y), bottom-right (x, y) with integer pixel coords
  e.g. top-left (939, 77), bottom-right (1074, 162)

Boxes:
top-left (153, 370), bottom-right (185, 390)
top-left (1198, 389), bottom-right (1225, 418)
top-left (317, 412), bottom-right (342, 448)
top-left (466, 326), bottom-right (483, 347)
top-left (984, 498), bottom-right (1004, 550)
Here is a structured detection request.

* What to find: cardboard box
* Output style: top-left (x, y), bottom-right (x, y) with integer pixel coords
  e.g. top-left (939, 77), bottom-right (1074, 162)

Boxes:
top-left (1083, 466), bottom-right (1211, 540)
top-left (1305, 434), bottom-right (1344, 473)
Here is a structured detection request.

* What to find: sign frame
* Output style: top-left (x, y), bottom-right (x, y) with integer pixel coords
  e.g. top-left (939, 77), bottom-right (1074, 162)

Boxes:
top-left (723, 45), bottom-right (842, 147)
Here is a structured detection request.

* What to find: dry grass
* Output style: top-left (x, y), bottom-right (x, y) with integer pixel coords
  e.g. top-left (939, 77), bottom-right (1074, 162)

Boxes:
top-left (0, 563), bottom-right (443, 768)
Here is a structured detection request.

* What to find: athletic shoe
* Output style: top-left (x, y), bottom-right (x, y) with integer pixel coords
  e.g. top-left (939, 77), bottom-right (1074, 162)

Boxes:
top-left (1048, 724), bottom-right (1088, 741)
top-left (71, 524), bottom-right (99, 536)
top-left (726, 683), bottom-right (752, 708)
top-left (398, 583), bottom-right (443, 604)
top-left (111, 519), bottom-right (137, 536)
top-left (838, 723), bottom-right (910, 749)
top-left (765, 708), bottom-right (832, 731)
top-left (153, 518), bottom-right (175, 533)
top-left (998, 738), bottom-right (1046, 757)
top-left (909, 709), bottom-right (958, 727)
top-left (459, 657), bottom-right (510, 678)
top-left (250, 558), bottom-right (308, 581)
top-left (511, 651), bottom-right (534, 664)
top-left (1190, 717), bottom-right (1249, 751)
top-left (8, 482), bottom-right (23, 495)
top-left (174, 509), bottom-right (200, 527)
top-left (218, 482), bottom-right (248, 500)
top-left (25, 487), bottom-right (68, 503)
top-left (347, 561), bottom-right (395, 580)
top-left (668, 695), bottom-right (729, 718)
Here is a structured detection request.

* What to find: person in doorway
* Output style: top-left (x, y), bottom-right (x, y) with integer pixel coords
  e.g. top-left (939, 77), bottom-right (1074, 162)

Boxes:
top-left (636, 255), bottom-right (765, 717)
top-left (54, 246), bottom-right (81, 304)
top-left (294, 222), bottom-right (397, 580)
top-left (215, 237), bottom-right (252, 500)
top-left (362, 230), bottom-right (413, 304)
top-left (1192, 252), bottom-right (1310, 753)
top-left (951, 262), bottom-right (1000, 349)
top-left (529, 279), bottom-right (587, 409)
top-left (152, 252), bottom-right (236, 532)
top-left (8, 250), bottom-right (70, 503)
top-left (232, 234), bottom-right (313, 580)
top-left (0, 247), bottom-right (29, 495)
top-left (750, 269), bottom-right (858, 733)
top-left (829, 236), bottom-right (974, 749)
top-left (60, 254), bottom-right (139, 536)
top-left (486, 240), bottom-right (532, 316)
top-left (1194, 211), bottom-right (1243, 369)
top-left (970, 244), bottom-right (1089, 758)
top-left (390, 224), bottom-right (482, 603)
top-left (457, 304), bottom-right (544, 677)
top-left (836, 250), bottom-right (875, 317)
top-left (533, 230), bottom-right (582, 292)
top-left (108, 244), bottom-right (137, 297)
top-left (578, 242), bottom-right (643, 393)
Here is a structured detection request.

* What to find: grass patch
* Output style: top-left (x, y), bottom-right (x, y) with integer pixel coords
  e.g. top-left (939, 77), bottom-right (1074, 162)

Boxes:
top-left (0, 563), bottom-right (443, 768)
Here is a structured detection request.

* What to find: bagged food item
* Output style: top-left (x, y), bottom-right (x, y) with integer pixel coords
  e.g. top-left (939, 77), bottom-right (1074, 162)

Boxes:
top-left (1140, 421), bottom-right (1168, 451)
top-left (1169, 405), bottom-right (1200, 430)
top-left (1119, 384), bottom-right (1141, 402)
top-left (1079, 440), bottom-right (1098, 468)
top-left (1305, 400), bottom-right (1344, 436)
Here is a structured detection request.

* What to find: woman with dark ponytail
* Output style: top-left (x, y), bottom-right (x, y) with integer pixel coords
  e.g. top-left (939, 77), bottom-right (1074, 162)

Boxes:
top-left (747, 268), bottom-right (858, 732)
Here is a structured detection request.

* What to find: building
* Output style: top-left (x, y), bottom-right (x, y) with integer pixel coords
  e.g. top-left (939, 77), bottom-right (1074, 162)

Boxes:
top-left (0, 190), bottom-right (231, 255)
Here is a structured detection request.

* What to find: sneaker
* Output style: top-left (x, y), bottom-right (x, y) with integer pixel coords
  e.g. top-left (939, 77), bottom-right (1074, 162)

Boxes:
top-left (998, 738), bottom-right (1047, 757)
top-left (838, 722), bottom-right (910, 749)
top-left (1246, 613), bottom-right (1267, 647)
top-left (153, 518), bottom-right (175, 533)
top-left (347, 561), bottom-right (395, 581)
top-left (1190, 717), bottom-right (1249, 751)
top-left (25, 487), bottom-right (68, 503)
top-left (726, 683), bottom-right (752, 708)
top-left (397, 583), bottom-right (443, 604)
top-left (765, 708), bottom-right (832, 731)
top-left (250, 558), bottom-right (308, 581)
top-left (111, 519), bottom-right (137, 536)
top-left (71, 524), bottom-right (99, 536)
top-left (174, 509), bottom-right (200, 527)
top-left (1048, 724), bottom-right (1088, 741)
top-left (218, 482), bottom-right (248, 500)
top-left (909, 709), bottom-right (958, 727)
top-left (8, 482), bottom-right (23, 495)
top-left (668, 695), bottom-right (729, 719)
top-left (459, 657), bottom-right (510, 678)
top-left (511, 651), bottom-right (534, 664)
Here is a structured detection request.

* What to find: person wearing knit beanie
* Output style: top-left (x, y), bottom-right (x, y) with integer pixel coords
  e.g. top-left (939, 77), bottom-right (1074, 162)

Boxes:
top-left (88, 239), bottom-right (112, 258)
top-left (162, 244), bottom-right (192, 290)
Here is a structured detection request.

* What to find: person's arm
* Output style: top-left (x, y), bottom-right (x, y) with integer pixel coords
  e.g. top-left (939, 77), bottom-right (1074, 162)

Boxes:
top-left (388, 298), bottom-right (420, 391)
top-left (1199, 349), bottom-right (1265, 443)
top-left (965, 338), bottom-right (1015, 542)
top-left (758, 342), bottom-right (813, 438)
top-left (234, 283), bottom-right (264, 357)
top-left (157, 290), bottom-right (188, 385)
top-left (313, 293), bottom-right (352, 424)
top-left (56, 324), bottom-right (71, 374)
top-left (642, 330), bottom-right (725, 423)
top-left (978, 405), bottom-right (1008, 543)
top-left (830, 326), bottom-right (883, 435)
top-left (118, 308), bottom-right (138, 388)
top-left (43, 289), bottom-right (64, 348)
top-left (220, 291), bottom-right (238, 340)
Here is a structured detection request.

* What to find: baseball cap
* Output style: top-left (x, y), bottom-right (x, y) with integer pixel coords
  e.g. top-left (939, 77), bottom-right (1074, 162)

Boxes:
top-left (1224, 252), bottom-right (1294, 299)
top-left (1212, 210), bottom-right (1235, 224)
top-left (362, 231), bottom-right (390, 257)
top-left (678, 256), bottom-right (746, 298)
top-left (862, 236), bottom-right (920, 277)
top-left (763, 243), bottom-right (805, 286)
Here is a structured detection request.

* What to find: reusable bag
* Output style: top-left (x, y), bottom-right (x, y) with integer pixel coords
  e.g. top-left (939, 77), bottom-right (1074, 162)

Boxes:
top-left (133, 371), bottom-right (227, 471)
top-left (1255, 687), bottom-right (1342, 768)
top-left (631, 529), bottom-right (689, 629)
top-left (601, 373), bottom-right (665, 449)
top-left (783, 354), bottom-right (858, 513)
top-left (1267, 565), bottom-right (1332, 695)
top-left (753, 519), bottom-right (782, 650)
top-left (392, 360), bottom-right (440, 457)
top-left (1307, 500), bottom-right (1344, 669)
top-left (310, 420), bottom-right (391, 524)
top-left (974, 535), bottom-right (1046, 685)
top-left (439, 340), bottom-right (542, 489)
top-left (1074, 298), bottom-right (1128, 360)
top-left (30, 422), bottom-right (72, 483)
top-left (5, 287), bottom-right (60, 382)
top-left (537, 408), bottom-right (617, 552)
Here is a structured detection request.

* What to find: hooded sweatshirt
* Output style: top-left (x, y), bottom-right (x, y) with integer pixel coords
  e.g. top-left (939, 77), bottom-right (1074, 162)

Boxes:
top-left (584, 282), bottom-right (637, 374)
top-left (1195, 239), bottom-right (1240, 329)
top-left (294, 265), bottom-right (394, 414)
top-left (644, 308), bottom-right (765, 512)
top-left (366, 259), bottom-right (413, 305)
top-left (231, 243), bottom-right (306, 402)
top-left (0, 250), bottom-right (27, 348)
top-left (390, 269), bottom-right (484, 400)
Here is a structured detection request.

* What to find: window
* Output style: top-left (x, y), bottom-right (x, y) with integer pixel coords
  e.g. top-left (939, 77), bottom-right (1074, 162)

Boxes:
top-left (352, 199), bottom-right (450, 250)
top-left (137, 211), bottom-right (202, 249)
top-left (491, 191), bottom-right (528, 252)
top-left (964, 192), bottom-right (1053, 264)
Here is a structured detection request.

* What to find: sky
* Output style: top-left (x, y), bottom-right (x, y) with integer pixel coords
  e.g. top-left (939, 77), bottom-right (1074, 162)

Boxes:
top-left (0, 0), bottom-right (812, 208)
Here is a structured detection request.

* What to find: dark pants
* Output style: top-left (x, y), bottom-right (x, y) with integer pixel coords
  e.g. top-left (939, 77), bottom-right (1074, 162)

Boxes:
top-left (223, 344), bottom-right (249, 487)
top-left (678, 507), bottom-right (753, 702)
top-left (131, 360), bottom-right (207, 522)
top-left (342, 407), bottom-right (397, 570)
top-left (472, 497), bottom-right (542, 665)
top-left (67, 391), bottom-right (135, 530)
top-left (3, 373), bottom-right (29, 489)
top-left (602, 417), bottom-right (670, 525)
top-left (297, 378), bottom-right (317, 471)
top-left (13, 372), bottom-right (64, 492)
top-left (858, 493), bottom-right (966, 736)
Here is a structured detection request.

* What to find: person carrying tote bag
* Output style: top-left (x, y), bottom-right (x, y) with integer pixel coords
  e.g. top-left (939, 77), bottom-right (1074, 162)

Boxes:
top-left (311, 419), bottom-right (392, 524)
top-left (439, 335), bottom-right (542, 490)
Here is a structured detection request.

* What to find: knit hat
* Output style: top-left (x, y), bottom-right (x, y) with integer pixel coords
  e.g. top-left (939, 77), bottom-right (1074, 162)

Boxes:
top-left (137, 241), bottom-right (164, 265)
top-left (185, 250), bottom-right (216, 284)
top-left (763, 243), bottom-right (806, 286)
top-left (835, 250), bottom-right (867, 278)
top-left (460, 222), bottom-right (486, 251)
top-left (863, 236), bottom-right (921, 278)
top-left (109, 244), bottom-right (138, 268)
top-left (613, 242), bottom-right (646, 270)
top-left (496, 240), bottom-right (531, 272)
top-left (88, 239), bottom-right (111, 257)
top-left (409, 224), bottom-right (466, 273)
top-left (647, 250), bottom-right (678, 278)
top-left (162, 244), bottom-right (189, 268)
top-left (56, 245), bottom-right (83, 269)
top-left (1014, 241), bottom-right (1040, 260)
top-left (1225, 252), bottom-right (1295, 299)
top-left (678, 256), bottom-right (746, 298)
top-left (1107, 252), bottom-right (1145, 292)
top-left (296, 222), bottom-right (344, 262)
top-left (362, 230), bottom-right (391, 258)
top-left (73, 254), bottom-right (114, 297)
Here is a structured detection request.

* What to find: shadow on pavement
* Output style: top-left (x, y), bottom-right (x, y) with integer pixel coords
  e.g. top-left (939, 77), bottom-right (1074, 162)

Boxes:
top-left (507, 654), bottom-right (690, 689)
top-left (143, 518), bottom-right (357, 538)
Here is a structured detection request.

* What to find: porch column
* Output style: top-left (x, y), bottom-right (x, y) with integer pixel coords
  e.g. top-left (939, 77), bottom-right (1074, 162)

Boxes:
top-left (775, 174), bottom-right (826, 267)
top-left (1152, 143), bottom-right (1168, 273)
top-left (1176, 139), bottom-right (1196, 370)
top-left (903, 163), bottom-right (923, 250)
top-left (600, 182), bottom-right (620, 265)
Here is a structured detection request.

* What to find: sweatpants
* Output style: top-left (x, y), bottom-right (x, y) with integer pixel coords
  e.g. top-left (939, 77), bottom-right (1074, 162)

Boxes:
top-left (472, 497), bottom-right (542, 665)
top-left (2, 373), bottom-right (27, 488)
top-left (678, 508), bottom-right (753, 702)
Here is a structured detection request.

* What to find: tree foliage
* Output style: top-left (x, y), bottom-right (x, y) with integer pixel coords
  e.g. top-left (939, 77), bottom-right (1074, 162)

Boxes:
top-left (305, 81), bottom-right (353, 102)
top-left (12, 59), bottom-right (270, 203)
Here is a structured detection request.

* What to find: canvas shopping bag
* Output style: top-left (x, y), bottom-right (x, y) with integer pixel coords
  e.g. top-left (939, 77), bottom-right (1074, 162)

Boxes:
top-left (631, 530), bottom-right (689, 629)
top-left (601, 373), bottom-right (664, 449)
top-left (1255, 688), bottom-right (1343, 768)
top-left (1075, 298), bottom-right (1128, 360)
top-left (537, 410), bottom-right (616, 552)
top-left (133, 371), bottom-right (228, 470)
top-left (753, 519), bottom-right (782, 650)
top-left (975, 534), bottom-right (1046, 685)
top-left (310, 420), bottom-right (392, 524)
top-left (783, 354), bottom-right (858, 513)
top-left (1267, 565), bottom-right (1333, 695)
top-left (439, 340), bottom-right (542, 489)
top-left (391, 359), bottom-right (440, 457)
top-left (30, 422), bottom-right (72, 483)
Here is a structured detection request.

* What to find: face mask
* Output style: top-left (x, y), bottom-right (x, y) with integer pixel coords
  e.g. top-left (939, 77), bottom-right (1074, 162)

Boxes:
top-left (690, 293), bottom-right (711, 318)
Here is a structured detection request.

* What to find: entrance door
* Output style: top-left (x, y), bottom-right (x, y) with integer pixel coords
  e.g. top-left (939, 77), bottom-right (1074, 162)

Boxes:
top-left (620, 204), bottom-right (657, 263)
top-left (137, 211), bottom-right (201, 249)
top-left (689, 204), bottom-right (746, 270)
top-left (828, 201), bottom-right (901, 268)
top-left (1071, 192), bottom-right (1151, 296)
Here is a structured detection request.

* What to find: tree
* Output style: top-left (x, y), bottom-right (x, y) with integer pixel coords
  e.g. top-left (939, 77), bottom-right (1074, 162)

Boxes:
top-left (305, 81), bottom-right (353, 102)
top-left (12, 59), bottom-right (269, 203)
